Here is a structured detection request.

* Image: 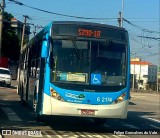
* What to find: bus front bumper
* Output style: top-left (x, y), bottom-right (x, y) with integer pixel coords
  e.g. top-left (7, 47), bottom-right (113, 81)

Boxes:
top-left (42, 93), bottom-right (129, 119)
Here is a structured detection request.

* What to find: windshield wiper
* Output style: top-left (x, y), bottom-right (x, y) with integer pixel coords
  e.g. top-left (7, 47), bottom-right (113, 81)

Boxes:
top-left (71, 37), bottom-right (82, 60)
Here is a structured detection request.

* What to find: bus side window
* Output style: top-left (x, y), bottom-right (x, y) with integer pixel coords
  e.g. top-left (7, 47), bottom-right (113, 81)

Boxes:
top-left (33, 67), bottom-right (36, 78)
top-left (36, 67), bottom-right (40, 79)
top-left (36, 59), bottom-right (40, 79)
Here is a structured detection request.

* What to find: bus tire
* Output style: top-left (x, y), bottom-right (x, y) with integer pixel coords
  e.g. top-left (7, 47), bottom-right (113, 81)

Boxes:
top-left (33, 97), bottom-right (37, 113)
top-left (20, 98), bottom-right (26, 106)
top-left (33, 87), bottom-right (37, 110)
top-left (33, 87), bottom-right (43, 122)
top-left (35, 114), bottom-right (43, 122)
top-left (94, 118), bottom-right (106, 125)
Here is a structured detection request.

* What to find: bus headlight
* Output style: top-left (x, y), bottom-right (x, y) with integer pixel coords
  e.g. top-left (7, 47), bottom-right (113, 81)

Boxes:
top-left (50, 88), bottom-right (65, 102)
top-left (114, 93), bottom-right (126, 104)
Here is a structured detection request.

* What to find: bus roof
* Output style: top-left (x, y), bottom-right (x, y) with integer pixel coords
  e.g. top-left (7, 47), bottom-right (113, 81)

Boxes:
top-left (21, 21), bottom-right (127, 53)
top-left (51, 21), bottom-right (127, 31)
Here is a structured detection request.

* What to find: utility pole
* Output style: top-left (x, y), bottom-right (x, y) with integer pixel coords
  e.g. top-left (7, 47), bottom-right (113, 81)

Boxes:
top-left (118, 12), bottom-right (122, 27)
top-left (131, 55), bottom-right (137, 92)
top-left (132, 61), bottom-right (135, 92)
top-left (157, 7), bottom-right (160, 92)
top-left (139, 63), bottom-right (141, 89)
top-left (118, 0), bottom-right (124, 27)
top-left (138, 57), bottom-right (142, 89)
top-left (33, 25), bottom-right (44, 36)
top-left (21, 15), bottom-right (29, 50)
top-left (121, 0), bottom-right (124, 27)
top-left (0, 0), bottom-right (5, 58)
top-left (157, 41), bottom-right (160, 92)
top-left (33, 25), bottom-right (36, 36)
top-left (157, 66), bottom-right (159, 92)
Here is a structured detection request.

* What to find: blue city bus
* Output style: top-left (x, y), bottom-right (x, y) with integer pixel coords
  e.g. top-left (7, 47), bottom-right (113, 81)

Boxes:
top-left (17, 21), bottom-right (130, 124)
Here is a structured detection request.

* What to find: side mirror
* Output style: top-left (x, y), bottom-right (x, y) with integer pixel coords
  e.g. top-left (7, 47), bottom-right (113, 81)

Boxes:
top-left (41, 40), bottom-right (49, 58)
top-left (41, 33), bottom-right (49, 58)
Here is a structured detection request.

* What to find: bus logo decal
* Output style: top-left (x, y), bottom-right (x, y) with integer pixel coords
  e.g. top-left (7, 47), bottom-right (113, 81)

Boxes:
top-left (65, 92), bottom-right (85, 100)
top-left (91, 74), bottom-right (102, 85)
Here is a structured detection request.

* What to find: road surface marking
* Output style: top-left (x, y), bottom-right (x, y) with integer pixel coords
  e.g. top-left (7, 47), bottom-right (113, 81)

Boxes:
top-left (41, 131), bottom-right (52, 138)
top-left (131, 96), bottom-right (145, 99)
top-left (147, 118), bottom-right (160, 123)
top-left (37, 131), bottom-right (132, 138)
top-left (102, 135), bottom-right (111, 138)
top-left (74, 132), bottom-right (86, 137)
top-left (122, 124), bottom-right (139, 129)
top-left (112, 135), bottom-right (125, 138)
top-left (49, 130), bottom-right (63, 138)
top-left (2, 99), bottom-right (9, 100)
top-left (150, 125), bottom-right (160, 129)
top-left (91, 133), bottom-right (104, 138)
top-left (1, 107), bottom-right (22, 121)
top-left (86, 134), bottom-right (93, 138)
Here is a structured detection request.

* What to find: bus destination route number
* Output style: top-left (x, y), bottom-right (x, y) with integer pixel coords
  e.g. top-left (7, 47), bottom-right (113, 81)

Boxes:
top-left (78, 29), bottom-right (101, 37)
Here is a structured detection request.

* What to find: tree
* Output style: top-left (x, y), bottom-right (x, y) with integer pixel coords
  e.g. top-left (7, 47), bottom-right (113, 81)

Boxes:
top-left (2, 12), bottom-right (20, 61)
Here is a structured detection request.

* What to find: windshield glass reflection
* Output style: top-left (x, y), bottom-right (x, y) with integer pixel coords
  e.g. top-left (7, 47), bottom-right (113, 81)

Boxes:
top-left (51, 39), bottom-right (127, 87)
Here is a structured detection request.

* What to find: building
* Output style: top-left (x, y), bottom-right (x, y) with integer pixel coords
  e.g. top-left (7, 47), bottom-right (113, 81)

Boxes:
top-left (9, 18), bottom-right (30, 80)
top-left (11, 18), bottom-right (30, 45)
top-left (130, 58), bottom-right (157, 90)
top-left (157, 68), bottom-right (160, 91)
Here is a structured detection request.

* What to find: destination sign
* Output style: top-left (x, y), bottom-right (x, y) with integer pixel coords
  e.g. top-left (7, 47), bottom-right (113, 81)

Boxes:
top-left (52, 23), bottom-right (127, 41)
top-left (78, 29), bottom-right (101, 38)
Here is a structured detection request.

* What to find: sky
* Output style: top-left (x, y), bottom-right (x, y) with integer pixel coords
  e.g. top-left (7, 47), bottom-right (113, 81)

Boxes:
top-left (4, 0), bottom-right (160, 66)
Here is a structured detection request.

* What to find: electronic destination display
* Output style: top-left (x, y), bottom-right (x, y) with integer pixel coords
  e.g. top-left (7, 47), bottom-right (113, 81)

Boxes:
top-left (52, 23), bottom-right (127, 41)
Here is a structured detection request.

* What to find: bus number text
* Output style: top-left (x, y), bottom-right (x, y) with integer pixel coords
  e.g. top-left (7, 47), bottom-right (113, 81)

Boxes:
top-left (97, 97), bottom-right (112, 102)
top-left (78, 29), bottom-right (101, 37)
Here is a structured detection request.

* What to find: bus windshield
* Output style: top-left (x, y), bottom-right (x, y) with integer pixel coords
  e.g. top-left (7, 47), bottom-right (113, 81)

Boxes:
top-left (51, 39), bottom-right (127, 87)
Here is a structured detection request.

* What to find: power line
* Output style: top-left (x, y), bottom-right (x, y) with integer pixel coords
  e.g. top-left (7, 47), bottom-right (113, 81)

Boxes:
top-left (8, 0), bottom-right (159, 36)
top-left (138, 36), bottom-right (160, 40)
top-left (129, 31), bottom-right (160, 43)
top-left (129, 34), bottom-right (158, 48)
top-left (8, 0), bottom-right (116, 20)
top-left (124, 18), bottom-right (160, 34)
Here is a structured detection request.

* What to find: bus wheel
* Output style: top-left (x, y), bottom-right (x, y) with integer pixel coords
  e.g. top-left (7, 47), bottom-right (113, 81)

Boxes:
top-left (33, 103), bottom-right (42, 122)
top-left (33, 88), bottom-right (42, 122)
top-left (33, 87), bottom-right (37, 112)
top-left (33, 99), bottom-right (37, 112)
top-left (20, 98), bottom-right (26, 106)
top-left (35, 114), bottom-right (43, 122)
top-left (33, 97), bottom-right (40, 122)
top-left (94, 118), bottom-right (106, 125)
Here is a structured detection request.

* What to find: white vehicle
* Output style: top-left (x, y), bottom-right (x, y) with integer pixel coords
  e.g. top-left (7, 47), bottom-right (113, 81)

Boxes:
top-left (0, 67), bottom-right (11, 87)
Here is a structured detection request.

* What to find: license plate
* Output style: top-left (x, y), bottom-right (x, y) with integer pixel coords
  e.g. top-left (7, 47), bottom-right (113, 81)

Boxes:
top-left (81, 109), bottom-right (95, 115)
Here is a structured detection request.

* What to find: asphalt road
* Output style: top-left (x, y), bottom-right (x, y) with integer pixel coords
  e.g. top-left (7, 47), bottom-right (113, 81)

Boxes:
top-left (0, 81), bottom-right (159, 138)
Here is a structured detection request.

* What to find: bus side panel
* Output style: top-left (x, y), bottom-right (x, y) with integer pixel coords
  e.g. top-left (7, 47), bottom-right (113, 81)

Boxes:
top-left (126, 38), bottom-right (130, 100)
top-left (36, 58), bottom-right (46, 115)
top-left (28, 75), bottom-right (36, 106)
top-left (18, 48), bottom-right (29, 101)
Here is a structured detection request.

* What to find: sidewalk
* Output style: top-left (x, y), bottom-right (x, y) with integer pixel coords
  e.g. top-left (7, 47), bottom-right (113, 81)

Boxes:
top-left (11, 80), bottom-right (17, 92)
top-left (130, 89), bottom-right (160, 94)
top-left (11, 80), bottom-right (17, 87)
